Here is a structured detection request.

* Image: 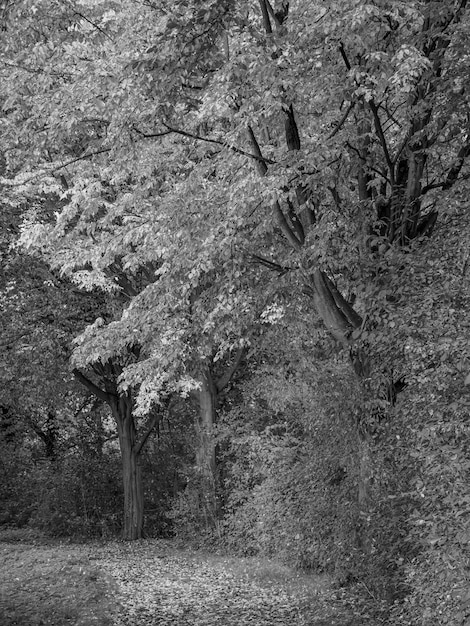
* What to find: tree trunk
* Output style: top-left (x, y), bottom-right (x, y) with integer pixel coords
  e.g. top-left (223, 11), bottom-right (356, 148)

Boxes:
top-left (195, 367), bottom-right (218, 525)
top-left (29, 411), bottom-right (57, 461)
top-left (111, 394), bottom-right (144, 540)
top-left (73, 367), bottom-right (159, 541)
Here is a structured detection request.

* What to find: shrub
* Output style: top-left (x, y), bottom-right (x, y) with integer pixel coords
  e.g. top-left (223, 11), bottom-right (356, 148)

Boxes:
top-left (220, 425), bottom-right (360, 572)
top-left (29, 453), bottom-right (123, 538)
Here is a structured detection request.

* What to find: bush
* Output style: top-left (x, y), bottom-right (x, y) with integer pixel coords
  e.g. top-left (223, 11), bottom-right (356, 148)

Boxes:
top-left (220, 425), bottom-right (359, 572)
top-left (0, 445), bottom-right (38, 527)
top-left (28, 453), bottom-right (123, 538)
top-left (220, 422), bottom-right (418, 603)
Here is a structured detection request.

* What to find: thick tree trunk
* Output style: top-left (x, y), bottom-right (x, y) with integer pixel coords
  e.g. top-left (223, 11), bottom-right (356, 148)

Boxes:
top-left (111, 394), bottom-right (144, 540)
top-left (73, 368), bottom-right (163, 540)
top-left (195, 368), bottom-right (218, 524)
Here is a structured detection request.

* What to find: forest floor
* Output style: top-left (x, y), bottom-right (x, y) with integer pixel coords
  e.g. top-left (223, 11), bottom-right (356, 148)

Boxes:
top-left (0, 528), bottom-right (384, 626)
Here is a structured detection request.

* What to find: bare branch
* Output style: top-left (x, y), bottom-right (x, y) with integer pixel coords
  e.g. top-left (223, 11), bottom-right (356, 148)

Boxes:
top-left (6, 148), bottom-right (111, 186)
top-left (0, 330), bottom-right (34, 349)
top-left (328, 186), bottom-right (343, 209)
top-left (163, 123), bottom-right (275, 165)
top-left (422, 171), bottom-right (470, 194)
top-left (286, 198), bottom-right (305, 243)
top-left (421, 139), bottom-right (470, 194)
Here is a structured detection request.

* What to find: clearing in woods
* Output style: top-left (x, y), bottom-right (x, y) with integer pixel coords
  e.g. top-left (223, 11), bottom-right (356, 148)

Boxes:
top-left (0, 529), bottom-right (379, 625)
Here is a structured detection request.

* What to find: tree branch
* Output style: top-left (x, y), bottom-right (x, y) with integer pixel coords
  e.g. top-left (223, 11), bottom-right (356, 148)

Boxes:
top-left (247, 126), bottom-right (269, 176)
top-left (304, 269), bottom-right (361, 346)
top-left (73, 369), bottom-right (113, 404)
top-left (286, 198), bottom-right (305, 243)
top-left (132, 126), bottom-right (173, 139)
top-left (422, 171), bottom-right (470, 194)
top-left (7, 148), bottom-right (112, 186)
top-left (134, 410), bottom-right (163, 456)
top-left (52, 148), bottom-right (111, 174)
top-left (339, 42), bottom-right (352, 70)
top-left (346, 142), bottom-right (392, 185)
top-left (73, 10), bottom-right (115, 42)
top-left (250, 253), bottom-right (292, 275)
top-left (442, 139), bottom-right (470, 190)
top-left (258, 0), bottom-right (273, 34)
top-left (265, 0), bottom-right (288, 30)
top-left (274, 199), bottom-right (303, 250)
top-left (323, 273), bottom-right (363, 328)
top-left (162, 123), bottom-right (275, 165)
top-left (247, 126), bottom-right (302, 250)
top-left (328, 102), bottom-right (355, 139)
top-left (0, 330), bottom-right (34, 349)
top-left (369, 100), bottom-right (394, 181)
top-left (284, 104), bottom-right (301, 151)
top-left (215, 347), bottom-right (247, 393)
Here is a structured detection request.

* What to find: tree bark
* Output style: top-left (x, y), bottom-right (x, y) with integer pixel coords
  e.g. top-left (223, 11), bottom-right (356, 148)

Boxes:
top-left (195, 367), bottom-right (218, 524)
top-left (29, 411), bottom-right (57, 461)
top-left (306, 269), bottom-right (362, 345)
top-left (193, 350), bottom-right (245, 526)
top-left (73, 368), bottom-right (146, 540)
top-left (110, 393), bottom-right (144, 540)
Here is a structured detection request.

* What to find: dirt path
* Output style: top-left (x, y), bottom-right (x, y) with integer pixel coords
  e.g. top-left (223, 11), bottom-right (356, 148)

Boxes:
top-left (0, 531), bottom-right (373, 625)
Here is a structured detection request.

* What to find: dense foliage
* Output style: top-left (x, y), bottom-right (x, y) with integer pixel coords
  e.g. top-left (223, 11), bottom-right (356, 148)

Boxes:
top-left (1, 1), bottom-right (470, 623)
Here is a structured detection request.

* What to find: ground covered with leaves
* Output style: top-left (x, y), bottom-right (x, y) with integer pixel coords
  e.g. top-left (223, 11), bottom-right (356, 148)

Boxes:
top-left (0, 530), bottom-right (382, 625)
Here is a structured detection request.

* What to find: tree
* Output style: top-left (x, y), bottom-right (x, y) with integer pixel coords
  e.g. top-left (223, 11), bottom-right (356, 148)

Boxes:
top-left (0, 192), bottom-right (107, 458)
top-left (72, 359), bottom-right (165, 540)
